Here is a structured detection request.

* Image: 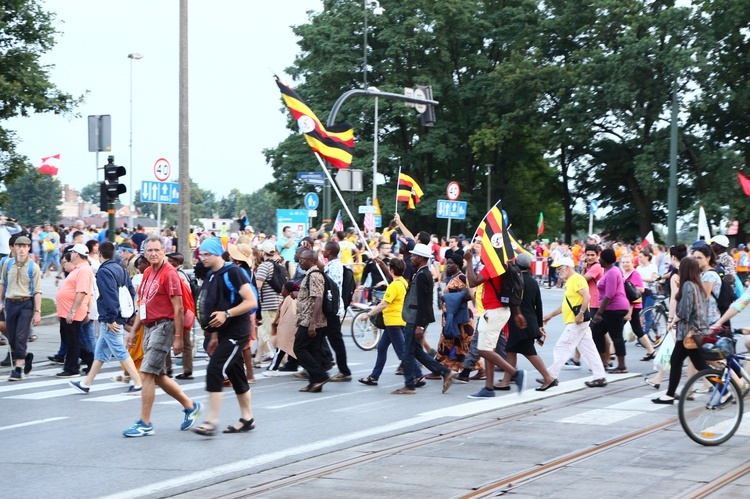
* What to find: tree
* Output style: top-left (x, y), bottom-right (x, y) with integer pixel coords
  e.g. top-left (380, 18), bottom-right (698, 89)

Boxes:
top-left (5, 168), bottom-right (62, 225)
top-left (0, 0), bottom-right (82, 203)
top-left (79, 182), bottom-right (100, 204)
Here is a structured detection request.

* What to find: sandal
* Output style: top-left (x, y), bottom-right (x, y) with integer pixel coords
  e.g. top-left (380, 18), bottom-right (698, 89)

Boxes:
top-left (640, 352), bottom-right (656, 362)
top-left (223, 418), bottom-right (255, 433)
top-left (358, 376), bottom-right (378, 386)
top-left (391, 387), bottom-right (416, 395)
top-left (175, 372), bottom-right (193, 380)
top-left (608, 368), bottom-right (628, 374)
top-left (192, 421), bottom-right (216, 436)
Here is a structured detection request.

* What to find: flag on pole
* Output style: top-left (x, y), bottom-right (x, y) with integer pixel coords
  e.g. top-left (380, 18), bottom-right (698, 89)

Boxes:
top-left (739, 173), bottom-right (750, 197)
top-left (333, 210), bottom-right (344, 232)
top-left (641, 230), bottom-right (655, 247)
top-left (698, 205), bottom-right (711, 240)
top-left (537, 212), bottom-right (544, 236)
top-left (474, 201), bottom-right (514, 278)
top-left (38, 153), bottom-right (60, 175)
top-left (364, 212), bottom-right (375, 233)
top-left (397, 173), bottom-right (424, 209)
top-left (275, 76), bottom-right (354, 169)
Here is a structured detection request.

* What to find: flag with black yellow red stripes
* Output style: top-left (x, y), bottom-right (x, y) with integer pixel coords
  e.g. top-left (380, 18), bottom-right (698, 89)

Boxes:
top-left (475, 201), bottom-right (530, 278)
top-left (397, 172), bottom-right (424, 209)
top-left (275, 76), bottom-right (354, 169)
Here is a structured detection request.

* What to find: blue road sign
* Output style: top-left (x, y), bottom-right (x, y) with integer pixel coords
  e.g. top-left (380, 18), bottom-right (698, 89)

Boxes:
top-left (276, 209), bottom-right (309, 238)
top-left (304, 192), bottom-right (319, 210)
top-left (296, 171), bottom-right (326, 186)
top-left (141, 181), bottom-right (179, 205)
top-left (436, 200), bottom-right (467, 220)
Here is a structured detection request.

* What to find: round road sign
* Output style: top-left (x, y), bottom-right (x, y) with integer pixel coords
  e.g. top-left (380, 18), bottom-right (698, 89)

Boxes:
top-left (413, 87), bottom-right (427, 114)
top-left (447, 181), bottom-right (461, 201)
top-left (153, 158), bottom-right (171, 182)
top-left (304, 192), bottom-right (319, 210)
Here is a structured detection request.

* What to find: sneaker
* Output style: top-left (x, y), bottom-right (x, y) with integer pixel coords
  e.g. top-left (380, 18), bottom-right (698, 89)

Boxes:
top-left (510, 369), bottom-right (526, 393)
top-left (69, 380), bottom-right (90, 394)
top-left (262, 370), bottom-right (281, 377)
top-left (125, 385), bottom-right (142, 395)
top-left (56, 371), bottom-right (80, 378)
top-left (8, 370), bottom-right (21, 382)
top-left (123, 419), bottom-right (154, 437)
top-left (468, 387), bottom-right (496, 399)
top-left (180, 401), bottom-right (202, 431)
top-left (585, 377), bottom-right (608, 388)
top-left (23, 352), bottom-right (33, 374)
top-left (329, 372), bottom-right (352, 382)
top-left (562, 359), bottom-right (581, 370)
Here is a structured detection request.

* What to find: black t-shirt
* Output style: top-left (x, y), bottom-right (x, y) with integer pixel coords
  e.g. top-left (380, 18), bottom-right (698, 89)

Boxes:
top-left (205, 264), bottom-right (252, 339)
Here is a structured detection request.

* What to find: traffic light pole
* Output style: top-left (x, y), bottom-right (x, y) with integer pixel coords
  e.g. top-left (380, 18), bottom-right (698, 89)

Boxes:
top-left (322, 88), bottom-right (438, 221)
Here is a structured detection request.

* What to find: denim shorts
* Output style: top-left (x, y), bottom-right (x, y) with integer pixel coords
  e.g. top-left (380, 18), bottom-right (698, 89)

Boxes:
top-left (141, 320), bottom-right (175, 375)
top-left (94, 321), bottom-right (131, 363)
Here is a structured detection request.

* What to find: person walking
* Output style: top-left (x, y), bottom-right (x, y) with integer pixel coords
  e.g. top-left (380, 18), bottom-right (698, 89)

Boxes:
top-left (69, 241), bottom-right (143, 394)
top-left (593, 248), bottom-right (630, 373)
top-left (0, 236), bottom-right (42, 381)
top-left (318, 241), bottom-right (352, 382)
top-left (543, 257), bottom-right (608, 387)
top-left (122, 237), bottom-right (201, 437)
top-left (192, 238), bottom-right (258, 436)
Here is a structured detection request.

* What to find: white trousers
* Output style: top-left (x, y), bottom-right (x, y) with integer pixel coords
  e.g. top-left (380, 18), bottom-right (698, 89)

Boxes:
top-left (547, 321), bottom-right (606, 379)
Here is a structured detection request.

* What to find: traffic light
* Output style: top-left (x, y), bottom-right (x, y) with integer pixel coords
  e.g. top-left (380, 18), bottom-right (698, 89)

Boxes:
top-left (417, 85), bottom-right (435, 127)
top-left (99, 155), bottom-right (126, 212)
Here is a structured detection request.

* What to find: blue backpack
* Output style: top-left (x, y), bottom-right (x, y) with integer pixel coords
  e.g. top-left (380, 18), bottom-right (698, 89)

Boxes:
top-left (2, 257), bottom-right (35, 296)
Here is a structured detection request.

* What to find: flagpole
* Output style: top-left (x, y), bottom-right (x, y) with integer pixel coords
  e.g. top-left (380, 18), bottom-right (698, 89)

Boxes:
top-left (471, 198), bottom-right (503, 244)
top-left (314, 152), bottom-right (388, 283)
top-left (395, 165), bottom-right (402, 216)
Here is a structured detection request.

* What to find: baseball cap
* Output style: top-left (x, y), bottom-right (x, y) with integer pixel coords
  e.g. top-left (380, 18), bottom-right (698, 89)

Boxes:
top-left (588, 234), bottom-right (602, 244)
top-left (691, 240), bottom-right (709, 250)
top-left (551, 256), bottom-right (575, 268)
top-left (13, 236), bottom-right (31, 246)
top-left (410, 243), bottom-right (432, 258)
top-left (261, 241), bottom-right (276, 254)
top-left (708, 235), bottom-right (729, 248)
top-left (740, 244), bottom-right (746, 250)
top-left (165, 252), bottom-right (184, 264)
top-left (516, 253), bottom-right (533, 269)
top-left (71, 243), bottom-right (89, 256)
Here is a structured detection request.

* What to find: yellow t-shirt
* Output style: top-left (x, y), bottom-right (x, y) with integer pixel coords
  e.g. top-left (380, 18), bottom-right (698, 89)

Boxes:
top-left (382, 276), bottom-right (408, 326)
top-left (339, 240), bottom-right (354, 265)
top-left (562, 272), bottom-right (588, 324)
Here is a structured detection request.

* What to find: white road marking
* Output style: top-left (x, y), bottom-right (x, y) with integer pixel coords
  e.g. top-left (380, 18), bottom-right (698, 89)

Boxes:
top-left (0, 417), bottom-right (68, 431)
top-left (558, 408), bottom-right (644, 426)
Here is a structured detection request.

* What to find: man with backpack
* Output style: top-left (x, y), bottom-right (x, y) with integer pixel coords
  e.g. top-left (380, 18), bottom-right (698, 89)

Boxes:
top-left (255, 241), bottom-right (286, 367)
top-left (191, 238), bottom-right (258, 436)
top-left (69, 242), bottom-right (142, 394)
top-left (317, 241), bottom-right (352, 382)
top-left (166, 252), bottom-right (196, 380)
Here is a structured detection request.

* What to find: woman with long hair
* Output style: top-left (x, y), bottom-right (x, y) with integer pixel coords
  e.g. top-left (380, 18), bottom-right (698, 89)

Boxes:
top-left (691, 244), bottom-right (722, 326)
top-left (652, 257), bottom-right (710, 404)
top-left (620, 255), bottom-right (656, 360)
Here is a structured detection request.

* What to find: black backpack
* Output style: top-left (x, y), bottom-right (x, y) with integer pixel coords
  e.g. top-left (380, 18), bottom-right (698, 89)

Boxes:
top-left (268, 260), bottom-right (288, 293)
top-left (710, 267), bottom-right (734, 315)
top-left (488, 261), bottom-right (524, 307)
top-left (341, 265), bottom-right (356, 311)
top-left (196, 265), bottom-right (242, 332)
top-left (306, 269), bottom-right (340, 320)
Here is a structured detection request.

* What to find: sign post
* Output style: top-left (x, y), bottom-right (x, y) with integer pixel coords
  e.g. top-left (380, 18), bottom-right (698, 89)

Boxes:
top-left (151, 158), bottom-right (172, 230)
top-left (436, 199), bottom-right (467, 239)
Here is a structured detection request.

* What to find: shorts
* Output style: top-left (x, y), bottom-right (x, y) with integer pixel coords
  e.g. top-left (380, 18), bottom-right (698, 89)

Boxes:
top-left (94, 322), bottom-right (131, 363)
top-left (477, 307), bottom-right (511, 351)
top-left (258, 310), bottom-right (276, 343)
top-left (141, 320), bottom-right (175, 376)
top-left (506, 337), bottom-right (538, 357)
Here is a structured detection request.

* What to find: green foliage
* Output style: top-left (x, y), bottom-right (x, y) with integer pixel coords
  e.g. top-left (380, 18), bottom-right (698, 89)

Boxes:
top-left (5, 168), bottom-right (62, 225)
top-left (0, 0), bottom-right (82, 193)
top-left (79, 182), bottom-right (100, 204)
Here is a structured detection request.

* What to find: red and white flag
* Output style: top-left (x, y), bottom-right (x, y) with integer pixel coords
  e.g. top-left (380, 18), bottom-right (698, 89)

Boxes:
top-left (38, 153), bottom-right (60, 175)
top-left (641, 230), bottom-right (655, 247)
top-left (364, 212), bottom-right (375, 233)
top-left (333, 210), bottom-right (344, 232)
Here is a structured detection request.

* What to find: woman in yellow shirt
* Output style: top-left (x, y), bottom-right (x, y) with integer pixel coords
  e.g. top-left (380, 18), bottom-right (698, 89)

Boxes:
top-left (357, 258), bottom-right (409, 386)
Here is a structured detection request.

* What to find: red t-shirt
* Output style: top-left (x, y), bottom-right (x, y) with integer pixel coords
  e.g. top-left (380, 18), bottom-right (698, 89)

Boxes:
top-left (584, 263), bottom-right (603, 308)
top-left (479, 266), bottom-right (504, 310)
top-left (139, 262), bottom-right (182, 322)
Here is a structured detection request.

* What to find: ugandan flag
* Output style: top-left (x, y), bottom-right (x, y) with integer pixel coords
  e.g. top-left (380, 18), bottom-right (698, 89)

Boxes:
top-left (275, 76), bottom-right (354, 169)
top-left (397, 172), bottom-right (424, 209)
top-left (475, 202), bottom-right (529, 278)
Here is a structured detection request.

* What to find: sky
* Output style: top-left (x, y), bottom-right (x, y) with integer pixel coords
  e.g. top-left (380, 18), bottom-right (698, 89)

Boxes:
top-left (8, 0), bottom-right (323, 204)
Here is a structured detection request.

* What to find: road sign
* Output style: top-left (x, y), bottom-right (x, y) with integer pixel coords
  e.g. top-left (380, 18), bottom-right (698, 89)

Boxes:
top-left (374, 215), bottom-right (382, 227)
top-left (413, 87), bottom-right (427, 113)
top-left (304, 192), bottom-right (319, 210)
top-left (141, 181), bottom-right (179, 204)
top-left (436, 200), bottom-right (467, 220)
top-left (447, 181), bottom-right (461, 201)
top-left (153, 158), bottom-right (171, 182)
top-left (276, 209), bottom-right (309, 239)
top-left (308, 210), bottom-right (317, 218)
top-left (296, 171), bottom-right (326, 186)
top-left (358, 205), bottom-right (378, 214)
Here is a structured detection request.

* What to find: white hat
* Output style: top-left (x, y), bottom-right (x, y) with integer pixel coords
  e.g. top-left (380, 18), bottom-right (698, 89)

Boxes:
top-left (71, 243), bottom-right (89, 256)
top-left (410, 243), bottom-right (432, 259)
top-left (261, 241), bottom-right (276, 254)
top-left (552, 256), bottom-right (575, 268)
top-left (588, 234), bottom-right (602, 244)
top-left (708, 235), bottom-right (729, 248)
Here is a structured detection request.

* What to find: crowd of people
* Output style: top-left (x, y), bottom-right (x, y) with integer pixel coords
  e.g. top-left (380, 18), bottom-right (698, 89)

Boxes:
top-left (3, 211), bottom-right (750, 436)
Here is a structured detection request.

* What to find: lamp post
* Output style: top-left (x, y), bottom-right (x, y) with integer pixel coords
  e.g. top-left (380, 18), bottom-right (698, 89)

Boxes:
top-left (363, 0), bottom-right (384, 89)
top-left (368, 86), bottom-right (380, 203)
top-left (127, 52), bottom-right (144, 234)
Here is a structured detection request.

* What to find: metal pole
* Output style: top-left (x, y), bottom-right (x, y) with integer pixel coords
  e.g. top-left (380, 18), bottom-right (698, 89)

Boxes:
top-left (157, 202), bottom-right (161, 233)
top-left (667, 81), bottom-right (678, 246)
top-left (447, 218), bottom-right (452, 240)
top-left (128, 56), bottom-right (133, 232)
top-left (395, 164), bottom-right (402, 215)
top-left (178, 0), bottom-right (191, 264)
top-left (486, 163), bottom-right (492, 213)
top-left (363, 0), bottom-right (368, 89)
top-left (372, 94), bottom-right (378, 203)
top-left (589, 211), bottom-right (593, 236)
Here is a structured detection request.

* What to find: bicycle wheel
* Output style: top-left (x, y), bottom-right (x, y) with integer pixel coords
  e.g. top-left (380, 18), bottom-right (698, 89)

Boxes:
top-left (678, 368), bottom-right (744, 446)
top-left (641, 306), bottom-right (667, 348)
top-left (350, 311), bottom-right (382, 351)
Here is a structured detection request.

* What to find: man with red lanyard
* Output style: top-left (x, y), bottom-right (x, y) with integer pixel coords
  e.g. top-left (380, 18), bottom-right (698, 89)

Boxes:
top-left (123, 236), bottom-right (201, 437)
top-left (463, 251), bottom-right (527, 398)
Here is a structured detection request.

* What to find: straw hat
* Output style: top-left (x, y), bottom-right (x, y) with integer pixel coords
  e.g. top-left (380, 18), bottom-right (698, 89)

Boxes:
top-left (227, 243), bottom-right (253, 264)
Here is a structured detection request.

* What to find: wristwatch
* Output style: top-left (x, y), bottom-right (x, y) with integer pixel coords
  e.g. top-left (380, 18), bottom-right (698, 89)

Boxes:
top-left (225, 310), bottom-right (232, 318)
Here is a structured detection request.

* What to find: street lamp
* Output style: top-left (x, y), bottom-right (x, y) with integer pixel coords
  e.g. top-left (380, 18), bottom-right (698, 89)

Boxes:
top-left (363, 0), bottom-right (384, 89)
top-left (128, 52), bottom-right (144, 234)
top-left (368, 86), bottom-right (380, 203)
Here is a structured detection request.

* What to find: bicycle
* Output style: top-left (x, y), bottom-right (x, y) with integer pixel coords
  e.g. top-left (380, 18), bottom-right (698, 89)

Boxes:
top-left (347, 288), bottom-right (383, 351)
top-left (640, 292), bottom-right (669, 348)
top-left (678, 328), bottom-right (749, 446)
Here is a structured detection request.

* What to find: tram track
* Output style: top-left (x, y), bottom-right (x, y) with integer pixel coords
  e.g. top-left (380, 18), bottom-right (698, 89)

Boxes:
top-left (681, 461), bottom-right (750, 499)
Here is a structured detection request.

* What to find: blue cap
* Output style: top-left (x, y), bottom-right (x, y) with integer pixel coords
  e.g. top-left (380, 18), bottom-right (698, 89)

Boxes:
top-left (740, 244), bottom-right (746, 250)
top-left (199, 237), bottom-right (224, 256)
top-left (691, 240), bottom-right (708, 250)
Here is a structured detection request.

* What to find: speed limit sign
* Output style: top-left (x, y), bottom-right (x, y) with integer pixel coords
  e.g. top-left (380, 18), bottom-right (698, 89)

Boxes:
top-left (153, 158), bottom-right (171, 182)
top-left (447, 181), bottom-right (461, 200)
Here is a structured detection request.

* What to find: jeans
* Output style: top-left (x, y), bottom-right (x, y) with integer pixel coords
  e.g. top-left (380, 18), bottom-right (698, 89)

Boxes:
top-left (642, 294), bottom-right (655, 334)
top-left (80, 320), bottom-right (97, 355)
top-left (42, 250), bottom-right (60, 274)
top-left (94, 321), bottom-right (130, 363)
top-left (402, 323), bottom-right (449, 390)
top-left (370, 325), bottom-right (406, 380)
top-left (5, 299), bottom-right (33, 359)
